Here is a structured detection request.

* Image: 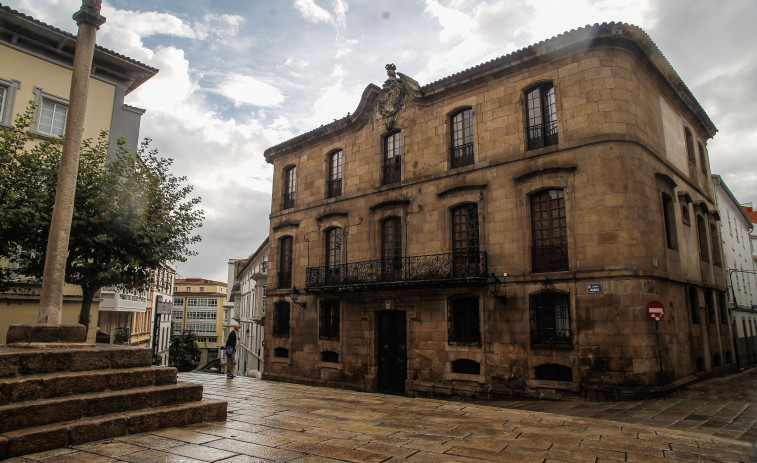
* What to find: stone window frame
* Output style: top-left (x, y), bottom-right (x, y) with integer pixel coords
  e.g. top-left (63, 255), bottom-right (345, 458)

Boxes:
top-left (529, 288), bottom-right (572, 348)
top-left (31, 87), bottom-right (69, 138)
top-left (326, 149), bottom-right (344, 198)
top-left (272, 300), bottom-right (290, 338)
top-left (382, 130), bottom-right (402, 185)
top-left (451, 202), bottom-right (481, 276)
top-left (684, 126), bottom-right (696, 166)
top-left (449, 107), bottom-right (474, 168)
top-left (0, 77), bottom-right (20, 128)
top-left (278, 235), bottom-right (294, 289)
top-left (697, 142), bottom-right (708, 175)
top-left (524, 81), bottom-right (559, 150)
top-left (447, 293), bottom-right (481, 345)
top-left (710, 222), bottom-right (722, 267)
top-left (282, 164), bottom-right (296, 209)
top-left (696, 214), bottom-right (710, 263)
top-left (319, 299), bottom-right (340, 340)
top-left (530, 188), bottom-right (569, 272)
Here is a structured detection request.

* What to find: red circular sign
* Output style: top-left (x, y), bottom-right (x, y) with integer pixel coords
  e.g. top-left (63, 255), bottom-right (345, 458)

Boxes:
top-left (646, 300), bottom-right (665, 321)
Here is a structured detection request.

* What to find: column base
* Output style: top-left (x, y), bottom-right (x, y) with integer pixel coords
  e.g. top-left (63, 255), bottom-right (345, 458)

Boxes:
top-left (6, 324), bottom-right (87, 344)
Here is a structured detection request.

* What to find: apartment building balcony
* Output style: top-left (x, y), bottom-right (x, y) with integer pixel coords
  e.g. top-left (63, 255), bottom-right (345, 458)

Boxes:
top-left (99, 287), bottom-right (147, 312)
top-left (305, 251), bottom-right (487, 292)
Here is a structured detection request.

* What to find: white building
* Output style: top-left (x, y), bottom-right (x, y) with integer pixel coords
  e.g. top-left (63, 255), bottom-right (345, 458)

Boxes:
top-left (713, 175), bottom-right (757, 368)
top-left (150, 264), bottom-right (175, 366)
top-left (228, 238), bottom-right (268, 377)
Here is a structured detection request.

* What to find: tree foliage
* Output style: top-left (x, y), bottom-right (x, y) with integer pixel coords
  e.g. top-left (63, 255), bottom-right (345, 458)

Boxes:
top-left (169, 331), bottom-right (202, 372)
top-left (0, 105), bottom-right (204, 331)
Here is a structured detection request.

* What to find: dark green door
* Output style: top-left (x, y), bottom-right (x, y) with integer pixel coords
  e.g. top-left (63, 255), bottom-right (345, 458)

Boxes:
top-left (377, 310), bottom-right (407, 395)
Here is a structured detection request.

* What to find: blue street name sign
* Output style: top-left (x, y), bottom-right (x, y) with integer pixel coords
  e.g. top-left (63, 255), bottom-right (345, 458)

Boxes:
top-left (587, 283), bottom-right (603, 294)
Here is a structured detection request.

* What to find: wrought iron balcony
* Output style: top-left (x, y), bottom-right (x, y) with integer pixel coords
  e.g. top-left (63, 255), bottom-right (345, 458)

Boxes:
top-left (450, 142), bottom-right (474, 168)
top-left (306, 251), bottom-right (487, 292)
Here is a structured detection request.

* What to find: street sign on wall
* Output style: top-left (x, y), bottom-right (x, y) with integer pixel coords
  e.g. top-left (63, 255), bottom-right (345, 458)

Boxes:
top-left (646, 300), bottom-right (665, 321)
top-left (587, 283), bottom-right (603, 294)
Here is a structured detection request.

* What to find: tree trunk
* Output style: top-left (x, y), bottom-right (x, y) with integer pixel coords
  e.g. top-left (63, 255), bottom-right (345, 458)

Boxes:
top-left (78, 285), bottom-right (97, 337)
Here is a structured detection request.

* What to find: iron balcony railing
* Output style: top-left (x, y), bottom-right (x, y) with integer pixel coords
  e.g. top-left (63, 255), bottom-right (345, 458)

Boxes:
top-left (306, 251), bottom-right (487, 291)
top-left (450, 142), bottom-right (474, 168)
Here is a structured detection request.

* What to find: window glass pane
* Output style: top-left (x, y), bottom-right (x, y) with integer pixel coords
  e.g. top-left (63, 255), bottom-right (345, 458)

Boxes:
top-left (39, 99), bottom-right (67, 136)
top-left (0, 86), bottom-right (5, 115)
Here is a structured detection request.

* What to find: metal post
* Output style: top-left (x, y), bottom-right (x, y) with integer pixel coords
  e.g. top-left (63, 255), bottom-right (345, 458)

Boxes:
top-left (38, 1), bottom-right (106, 324)
top-left (152, 296), bottom-right (162, 365)
top-left (655, 321), bottom-right (666, 396)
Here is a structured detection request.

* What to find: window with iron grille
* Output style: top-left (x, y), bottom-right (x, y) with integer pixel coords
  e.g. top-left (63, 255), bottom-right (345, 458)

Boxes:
top-left (321, 351), bottom-right (339, 363)
top-left (448, 294), bottom-right (480, 344)
top-left (278, 236), bottom-right (293, 288)
top-left (273, 301), bottom-right (290, 337)
top-left (684, 128), bottom-right (696, 164)
top-left (381, 216), bottom-right (402, 281)
top-left (319, 299), bottom-right (340, 339)
top-left (326, 227), bottom-right (342, 284)
top-left (327, 150), bottom-right (343, 198)
top-left (530, 189), bottom-right (568, 272)
top-left (696, 215), bottom-right (709, 262)
top-left (450, 108), bottom-right (474, 168)
top-left (529, 289), bottom-right (571, 347)
top-left (452, 203), bottom-right (480, 276)
top-left (662, 193), bottom-right (677, 250)
top-left (283, 165), bottom-right (296, 209)
top-left (525, 83), bottom-right (558, 150)
top-left (383, 131), bottom-right (401, 184)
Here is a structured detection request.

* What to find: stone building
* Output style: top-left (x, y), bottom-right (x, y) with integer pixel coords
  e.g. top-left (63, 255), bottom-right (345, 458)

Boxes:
top-left (172, 278), bottom-right (227, 365)
top-left (263, 23), bottom-right (733, 399)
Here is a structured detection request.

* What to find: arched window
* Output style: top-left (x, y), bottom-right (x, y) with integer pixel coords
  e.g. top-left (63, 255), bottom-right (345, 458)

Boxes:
top-left (273, 301), bottom-right (290, 337)
top-left (696, 215), bottom-right (709, 262)
top-left (531, 189), bottom-right (568, 272)
top-left (451, 203), bottom-right (480, 276)
top-left (525, 83), bottom-right (558, 150)
top-left (450, 108), bottom-right (474, 168)
top-left (381, 216), bottom-right (402, 281)
top-left (448, 294), bottom-right (480, 344)
top-left (535, 363), bottom-right (573, 382)
top-left (321, 351), bottom-right (339, 363)
top-left (327, 150), bottom-right (343, 198)
top-left (283, 165), bottom-right (296, 209)
top-left (530, 289), bottom-right (571, 347)
top-left (383, 131), bottom-right (401, 184)
top-left (451, 359), bottom-right (480, 375)
top-left (278, 236), bottom-right (293, 288)
top-left (274, 347), bottom-right (289, 358)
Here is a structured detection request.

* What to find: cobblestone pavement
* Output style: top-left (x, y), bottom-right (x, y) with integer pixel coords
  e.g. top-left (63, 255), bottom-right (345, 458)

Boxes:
top-left (476, 368), bottom-right (757, 443)
top-left (9, 371), bottom-right (757, 463)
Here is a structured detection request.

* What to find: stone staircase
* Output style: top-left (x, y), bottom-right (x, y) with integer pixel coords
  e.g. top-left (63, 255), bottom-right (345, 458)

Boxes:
top-left (0, 343), bottom-right (227, 460)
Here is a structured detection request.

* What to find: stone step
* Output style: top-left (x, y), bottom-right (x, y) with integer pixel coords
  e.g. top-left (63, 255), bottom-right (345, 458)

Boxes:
top-left (0, 399), bottom-right (227, 459)
top-left (0, 382), bottom-right (204, 433)
top-left (0, 345), bottom-right (153, 378)
top-left (0, 366), bottom-right (177, 406)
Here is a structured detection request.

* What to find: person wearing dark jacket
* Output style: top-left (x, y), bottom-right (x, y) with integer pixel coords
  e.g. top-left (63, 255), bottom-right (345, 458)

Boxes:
top-left (225, 324), bottom-right (240, 379)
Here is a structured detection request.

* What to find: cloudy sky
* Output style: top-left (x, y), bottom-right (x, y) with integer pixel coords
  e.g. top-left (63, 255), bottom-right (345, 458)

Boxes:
top-left (10, 0), bottom-right (757, 282)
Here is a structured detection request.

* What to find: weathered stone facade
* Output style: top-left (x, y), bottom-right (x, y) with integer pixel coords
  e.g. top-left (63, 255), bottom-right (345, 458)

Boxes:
top-left (263, 23), bottom-right (734, 399)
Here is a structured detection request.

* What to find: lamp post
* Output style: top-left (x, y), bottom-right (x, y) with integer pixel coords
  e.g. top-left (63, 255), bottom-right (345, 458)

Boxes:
top-left (290, 286), bottom-right (307, 309)
top-left (37, 0), bottom-right (106, 328)
top-left (487, 273), bottom-right (507, 305)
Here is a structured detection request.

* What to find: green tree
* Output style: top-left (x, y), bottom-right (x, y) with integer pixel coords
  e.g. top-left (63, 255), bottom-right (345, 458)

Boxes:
top-left (0, 105), bottom-right (204, 333)
top-left (168, 331), bottom-right (202, 372)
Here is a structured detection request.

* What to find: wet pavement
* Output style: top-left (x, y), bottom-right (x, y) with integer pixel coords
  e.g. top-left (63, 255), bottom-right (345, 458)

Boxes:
top-left (8, 370), bottom-right (757, 462)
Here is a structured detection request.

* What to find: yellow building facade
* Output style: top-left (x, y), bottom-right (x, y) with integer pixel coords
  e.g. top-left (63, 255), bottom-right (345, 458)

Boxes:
top-left (172, 279), bottom-right (228, 365)
top-left (0, 5), bottom-right (157, 343)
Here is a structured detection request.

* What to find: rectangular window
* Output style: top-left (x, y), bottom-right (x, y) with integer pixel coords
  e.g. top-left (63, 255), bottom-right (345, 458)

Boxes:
top-left (283, 166), bottom-right (296, 209)
top-left (319, 300), bottom-right (340, 339)
top-left (381, 216), bottom-right (402, 281)
top-left (450, 109), bottom-right (474, 168)
top-left (383, 131), bottom-right (401, 184)
top-left (0, 78), bottom-right (20, 126)
top-left (685, 128), bottom-right (696, 164)
top-left (326, 227), bottom-right (342, 284)
top-left (278, 236), bottom-right (293, 288)
top-left (328, 150), bottom-right (343, 198)
top-left (531, 189), bottom-right (568, 272)
top-left (448, 295), bottom-right (480, 344)
top-left (38, 98), bottom-right (67, 137)
top-left (273, 301), bottom-right (290, 337)
top-left (452, 203), bottom-right (480, 276)
top-left (526, 84), bottom-right (558, 150)
top-left (662, 193), bottom-right (677, 250)
top-left (530, 290), bottom-right (571, 347)
top-left (696, 215), bottom-right (709, 262)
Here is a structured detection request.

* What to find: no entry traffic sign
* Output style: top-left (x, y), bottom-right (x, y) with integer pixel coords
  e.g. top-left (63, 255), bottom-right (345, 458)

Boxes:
top-left (646, 300), bottom-right (665, 321)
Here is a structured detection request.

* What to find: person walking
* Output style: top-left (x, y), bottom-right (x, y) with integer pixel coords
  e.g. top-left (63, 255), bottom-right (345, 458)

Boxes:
top-left (225, 324), bottom-right (240, 379)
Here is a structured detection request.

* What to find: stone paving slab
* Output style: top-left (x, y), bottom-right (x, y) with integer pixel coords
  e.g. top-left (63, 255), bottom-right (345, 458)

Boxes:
top-left (8, 371), bottom-right (757, 462)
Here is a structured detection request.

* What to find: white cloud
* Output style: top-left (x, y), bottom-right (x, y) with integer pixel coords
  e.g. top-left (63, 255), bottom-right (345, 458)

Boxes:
top-left (208, 73), bottom-right (286, 108)
top-left (293, 0), bottom-right (335, 25)
top-left (193, 13), bottom-right (246, 40)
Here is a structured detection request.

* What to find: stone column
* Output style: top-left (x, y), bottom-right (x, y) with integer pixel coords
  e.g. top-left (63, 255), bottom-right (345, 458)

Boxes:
top-left (37, 1), bottom-right (106, 325)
